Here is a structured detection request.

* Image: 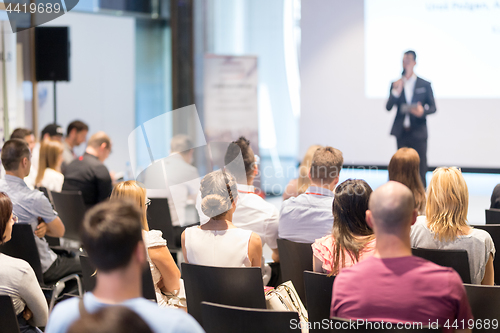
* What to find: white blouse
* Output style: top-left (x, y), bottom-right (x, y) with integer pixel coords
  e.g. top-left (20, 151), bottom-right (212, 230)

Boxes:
top-left (39, 168), bottom-right (64, 192)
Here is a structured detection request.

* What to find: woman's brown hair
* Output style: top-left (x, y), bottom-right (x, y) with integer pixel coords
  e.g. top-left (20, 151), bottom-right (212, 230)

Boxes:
top-left (388, 148), bottom-right (426, 215)
top-left (111, 181), bottom-right (149, 231)
top-left (0, 192), bottom-right (13, 244)
top-left (35, 140), bottom-right (64, 186)
top-left (330, 179), bottom-right (374, 276)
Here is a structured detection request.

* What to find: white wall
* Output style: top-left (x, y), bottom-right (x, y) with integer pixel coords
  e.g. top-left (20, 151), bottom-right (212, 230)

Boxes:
top-left (36, 12), bottom-right (135, 173)
top-left (301, 0), bottom-right (500, 168)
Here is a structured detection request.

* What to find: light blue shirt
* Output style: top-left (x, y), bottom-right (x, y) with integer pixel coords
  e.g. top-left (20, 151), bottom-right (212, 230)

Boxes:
top-left (45, 292), bottom-right (205, 333)
top-left (0, 175), bottom-right (58, 272)
top-left (278, 185), bottom-right (334, 243)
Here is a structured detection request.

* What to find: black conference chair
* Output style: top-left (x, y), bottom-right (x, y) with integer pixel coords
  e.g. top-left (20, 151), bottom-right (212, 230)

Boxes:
top-left (412, 248), bottom-right (471, 283)
top-left (0, 223), bottom-right (82, 311)
top-left (79, 254), bottom-right (156, 301)
top-left (330, 317), bottom-right (441, 332)
top-left (201, 301), bottom-right (299, 333)
top-left (50, 190), bottom-right (86, 242)
top-left (0, 296), bottom-right (21, 333)
top-left (464, 284), bottom-right (500, 333)
top-left (277, 238), bottom-right (313, 304)
top-left (485, 209), bottom-right (500, 224)
top-left (147, 198), bottom-right (183, 262)
top-left (304, 271), bottom-right (336, 332)
top-left (470, 224), bottom-right (500, 285)
top-left (182, 263), bottom-right (266, 325)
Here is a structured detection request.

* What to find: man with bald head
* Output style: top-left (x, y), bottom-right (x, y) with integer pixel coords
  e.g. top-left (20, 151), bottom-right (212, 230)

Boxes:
top-left (330, 181), bottom-right (472, 332)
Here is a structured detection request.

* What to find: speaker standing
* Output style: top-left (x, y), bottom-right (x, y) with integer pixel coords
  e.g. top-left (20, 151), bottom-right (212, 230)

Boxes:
top-left (386, 50), bottom-right (436, 186)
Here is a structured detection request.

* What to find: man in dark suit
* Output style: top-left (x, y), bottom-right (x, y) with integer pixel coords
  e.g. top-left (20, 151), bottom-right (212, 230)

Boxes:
top-left (386, 50), bottom-right (436, 186)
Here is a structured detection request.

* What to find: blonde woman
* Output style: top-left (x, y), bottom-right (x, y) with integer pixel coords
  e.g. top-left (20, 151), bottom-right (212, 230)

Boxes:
top-left (182, 170), bottom-right (262, 267)
top-left (388, 148), bottom-right (426, 215)
top-left (410, 167), bottom-right (495, 285)
top-left (35, 141), bottom-right (64, 192)
top-left (283, 145), bottom-right (322, 200)
top-left (110, 181), bottom-right (182, 307)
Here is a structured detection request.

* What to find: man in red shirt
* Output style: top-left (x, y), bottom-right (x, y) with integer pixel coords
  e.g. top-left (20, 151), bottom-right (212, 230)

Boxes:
top-left (331, 181), bottom-right (472, 333)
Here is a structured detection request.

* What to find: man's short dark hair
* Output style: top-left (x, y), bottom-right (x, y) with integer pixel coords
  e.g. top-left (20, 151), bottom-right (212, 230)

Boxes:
top-left (67, 120), bottom-right (89, 136)
top-left (404, 50), bottom-right (416, 61)
top-left (1, 139), bottom-right (30, 171)
top-left (81, 200), bottom-right (143, 273)
top-left (310, 146), bottom-right (344, 184)
top-left (224, 136), bottom-right (255, 180)
top-left (10, 128), bottom-right (33, 140)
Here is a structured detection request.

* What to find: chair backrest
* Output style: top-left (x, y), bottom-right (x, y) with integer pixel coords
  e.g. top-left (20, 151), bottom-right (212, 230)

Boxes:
top-left (330, 317), bottom-right (441, 332)
top-left (0, 223), bottom-right (44, 284)
top-left (277, 238), bottom-right (313, 304)
top-left (303, 271), bottom-right (336, 332)
top-left (485, 208), bottom-right (500, 224)
top-left (470, 224), bottom-right (500, 285)
top-left (182, 263), bottom-right (266, 325)
top-left (412, 248), bottom-right (471, 283)
top-left (464, 284), bottom-right (500, 333)
top-left (79, 255), bottom-right (97, 292)
top-left (0, 296), bottom-right (21, 333)
top-left (38, 186), bottom-right (53, 204)
top-left (79, 254), bottom-right (157, 302)
top-left (147, 198), bottom-right (176, 249)
top-left (50, 190), bottom-right (86, 241)
top-left (201, 301), bottom-right (299, 333)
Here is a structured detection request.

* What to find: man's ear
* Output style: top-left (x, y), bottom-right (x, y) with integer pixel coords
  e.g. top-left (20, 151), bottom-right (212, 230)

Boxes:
top-left (100, 142), bottom-right (107, 150)
top-left (253, 164), bottom-right (258, 176)
top-left (308, 170), bottom-right (312, 181)
top-left (366, 210), bottom-right (374, 229)
top-left (411, 209), bottom-right (418, 226)
top-left (134, 241), bottom-right (147, 265)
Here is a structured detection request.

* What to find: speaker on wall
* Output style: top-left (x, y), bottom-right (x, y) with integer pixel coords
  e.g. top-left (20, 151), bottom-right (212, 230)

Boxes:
top-left (35, 27), bottom-right (70, 81)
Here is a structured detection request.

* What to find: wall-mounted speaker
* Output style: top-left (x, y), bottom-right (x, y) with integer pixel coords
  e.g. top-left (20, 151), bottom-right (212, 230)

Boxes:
top-left (35, 27), bottom-right (70, 81)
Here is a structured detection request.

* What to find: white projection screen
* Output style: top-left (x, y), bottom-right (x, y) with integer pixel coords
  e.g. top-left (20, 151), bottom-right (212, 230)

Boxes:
top-left (301, 0), bottom-right (500, 168)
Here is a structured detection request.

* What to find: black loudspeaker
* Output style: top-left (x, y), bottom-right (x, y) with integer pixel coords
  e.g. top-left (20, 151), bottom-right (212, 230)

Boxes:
top-left (35, 27), bottom-right (70, 81)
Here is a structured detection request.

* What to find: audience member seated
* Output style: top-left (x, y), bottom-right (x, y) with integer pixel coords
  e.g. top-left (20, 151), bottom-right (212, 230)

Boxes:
top-left (35, 141), bottom-right (65, 192)
top-left (111, 181), bottom-right (182, 308)
top-left (45, 200), bottom-right (203, 333)
top-left (167, 134), bottom-right (200, 247)
top-left (63, 132), bottom-right (113, 210)
top-left (10, 128), bottom-right (36, 151)
top-left (0, 192), bottom-right (48, 333)
top-left (490, 183), bottom-right (500, 209)
top-left (0, 139), bottom-right (81, 283)
top-left (28, 124), bottom-right (64, 189)
top-left (389, 147), bottom-right (426, 214)
top-left (411, 167), bottom-right (495, 285)
top-left (331, 181), bottom-right (473, 332)
top-left (279, 146), bottom-right (343, 243)
top-left (312, 179), bottom-right (375, 275)
top-left (67, 306), bottom-right (153, 333)
top-left (282, 144), bottom-right (321, 200)
top-left (182, 170), bottom-right (262, 267)
top-left (62, 120), bottom-right (89, 174)
top-left (1, 128), bottom-right (37, 181)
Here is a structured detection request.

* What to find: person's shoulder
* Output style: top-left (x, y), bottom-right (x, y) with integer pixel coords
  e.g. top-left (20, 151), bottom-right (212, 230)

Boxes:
top-left (0, 253), bottom-right (33, 275)
top-left (45, 297), bottom-right (81, 333)
top-left (127, 299), bottom-right (203, 333)
top-left (417, 77), bottom-right (432, 86)
top-left (244, 193), bottom-right (278, 215)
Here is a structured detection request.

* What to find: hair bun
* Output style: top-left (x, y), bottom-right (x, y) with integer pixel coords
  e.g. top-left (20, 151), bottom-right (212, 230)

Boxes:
top-left (201, 194), bottom-right (231, 218)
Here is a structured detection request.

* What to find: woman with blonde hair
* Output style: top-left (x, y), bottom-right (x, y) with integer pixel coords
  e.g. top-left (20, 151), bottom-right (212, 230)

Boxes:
top-left (410, 167), bottom-right (495, 285)
top-left (35, 141), bottom-right (64, 192)
top-left (388, 148), bottom-right (426, 215)
top-left (111, 181), bottom-right (182, 307)
top-left (283, 145), bottom-right (322, 200)
top-left (182, 170), bottom-right (262, 267)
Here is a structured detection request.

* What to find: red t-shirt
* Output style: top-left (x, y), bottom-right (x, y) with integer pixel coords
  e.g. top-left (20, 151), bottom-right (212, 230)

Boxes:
top-left (331, 256), bottom-right (473, 330)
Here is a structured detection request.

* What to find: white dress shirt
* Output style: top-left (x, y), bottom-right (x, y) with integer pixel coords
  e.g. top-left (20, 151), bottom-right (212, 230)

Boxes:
top-left (392, 73), bottom-right (417, 128)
